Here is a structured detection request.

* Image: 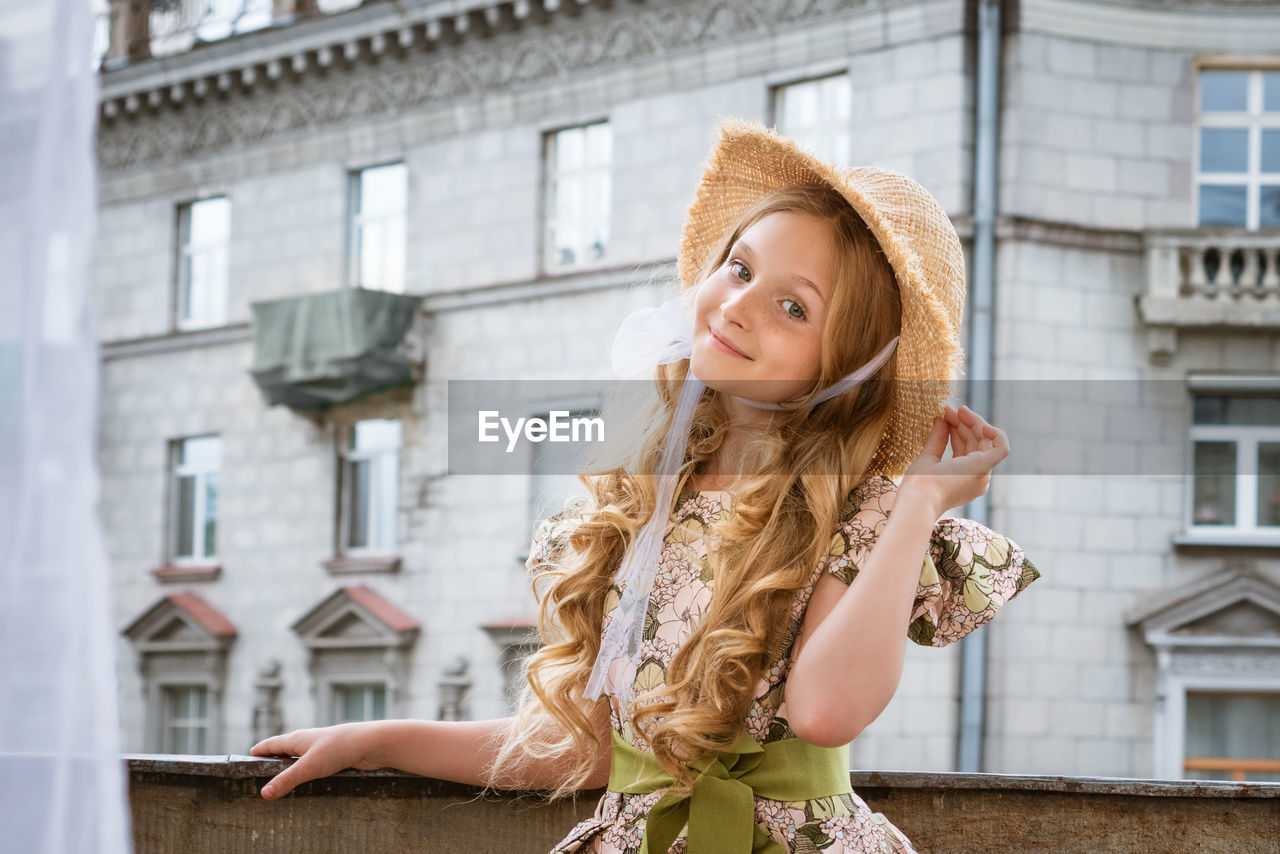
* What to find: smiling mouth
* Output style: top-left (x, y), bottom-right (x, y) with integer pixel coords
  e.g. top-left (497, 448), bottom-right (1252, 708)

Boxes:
top-left (709, 328), bottom-right (752, 360)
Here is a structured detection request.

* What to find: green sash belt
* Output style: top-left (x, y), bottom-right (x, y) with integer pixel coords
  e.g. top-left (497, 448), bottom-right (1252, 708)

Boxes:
top-left (607, 730), bottom-right (853, 854)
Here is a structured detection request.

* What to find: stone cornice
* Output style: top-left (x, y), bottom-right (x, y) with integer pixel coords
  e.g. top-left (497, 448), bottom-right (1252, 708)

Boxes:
top-left (1020, 0), bottom-right (1280, 51)
top-left (96, 0), bottom-right (946, 171)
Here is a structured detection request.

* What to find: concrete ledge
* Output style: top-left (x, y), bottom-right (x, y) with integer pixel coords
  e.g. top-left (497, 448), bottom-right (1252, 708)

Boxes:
top-left (127, 755), bottom-right (1280, 853)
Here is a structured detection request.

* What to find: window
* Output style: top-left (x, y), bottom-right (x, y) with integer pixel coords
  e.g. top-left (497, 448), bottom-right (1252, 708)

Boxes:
top-left (1189, 394), bottom-right (1280, 536)
top-left (176, 197), bottom-right (230, 330)
top-left (293, 587), bottom-right (418, 727)
top-left (543, 122), bottom-right (611, 270)
top-left (332, 684), bottom-right (388, 723)
top-left (162, 685), bottom-right (210, 754)
top-left (341, 419), bottom-right (401, 553)
top-left (1196, 69), bottom-right (1280, 229)
top-left (1184, 691), bottom-right (1280, 782)
top-left (529, 408), bottom-right (598, 528)
top-left (772, 74), bottom-right (852, 167)
top-left (123, 593), bottom-right (234, 754)
top-left (171, 436), bottom-right (220, 562)
top-left (349, 163), bottom-right (407, 292)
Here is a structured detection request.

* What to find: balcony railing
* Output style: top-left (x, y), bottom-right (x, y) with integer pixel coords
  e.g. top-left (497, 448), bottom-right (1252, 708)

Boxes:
top-left (1139, 229), bottom-right (1280, 360)
top-left (126, 754), bottom-right (1280, 853)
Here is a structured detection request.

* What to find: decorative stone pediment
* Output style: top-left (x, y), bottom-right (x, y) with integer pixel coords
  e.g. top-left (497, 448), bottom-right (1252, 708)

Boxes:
top-left (1128, 567), bottom-right (1280, 649)
top-left (293, 585), bottom-right (419, 650)
top-left (124, 592), bottom-right (237, 654)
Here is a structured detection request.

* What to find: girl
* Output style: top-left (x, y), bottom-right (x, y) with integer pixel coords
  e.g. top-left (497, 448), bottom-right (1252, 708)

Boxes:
top-left (252, 119), bottom-right (1039, 854)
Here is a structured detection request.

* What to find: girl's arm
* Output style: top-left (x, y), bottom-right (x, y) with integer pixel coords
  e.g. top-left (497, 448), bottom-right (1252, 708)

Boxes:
top-left (785, 405), bottom-right (1009, 747)
top-left (251, 699), bottom-right (613, 799)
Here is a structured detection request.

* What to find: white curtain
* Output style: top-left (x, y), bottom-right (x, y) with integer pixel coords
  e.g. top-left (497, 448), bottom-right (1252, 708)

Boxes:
top-left (0, 0), bottom-right (133, 851)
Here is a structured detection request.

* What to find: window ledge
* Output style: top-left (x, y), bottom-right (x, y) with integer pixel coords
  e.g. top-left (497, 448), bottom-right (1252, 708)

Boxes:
top-left (1173, 531), bottom-right (1280, 549)
top-left (322, 554), bottom-right (402, 575)
top-left (152, 564), bottom-right (222, 582)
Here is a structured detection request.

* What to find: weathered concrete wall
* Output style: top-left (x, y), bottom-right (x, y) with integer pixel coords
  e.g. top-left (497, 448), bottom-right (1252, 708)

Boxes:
top-left (127, 757), bottom-right (1279, 854)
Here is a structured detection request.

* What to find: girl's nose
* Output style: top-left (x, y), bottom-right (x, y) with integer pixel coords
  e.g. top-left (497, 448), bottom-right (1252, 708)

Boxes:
top-left (720, 284), bottom-right (760, 329)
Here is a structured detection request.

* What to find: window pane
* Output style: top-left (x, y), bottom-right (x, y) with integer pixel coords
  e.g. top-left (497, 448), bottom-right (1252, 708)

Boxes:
top-left (348, 459), bottom-right (370, 549)
top-left (203, 473), bottom-right (218, 558)
top-left (586, 123), bottom-right (611, 167)
top-left (375, 452), bottom-right (398, 549)
top-left (1197, 184), bottom-right (1247, 227)
top-left (180, 436), bottom-right (221, 470)
top-left (189, 197), bottom-right (230, 247)
top-left (175, 474), bottom-right (195, 557)
top-left (337, 685), bottom-right (387, 723)
top-left (1261, 130), bottom-right (1280, 174)
top-left (1193, 395), bottom-right (1280, 426)
top-left (339, 687), bottom-right (363, 723)
top-left (555, 127), bottom-right (584, 171)
top-left (1265, 71), bottom-right (1280, 113)
top-left (1200, 70), bottom-right (1249, 112)
top-left (1192, 441), bottom-right (1237, 526)
top-left (383, 216), bottom-right (406, 293)
top-left (164, 686), bottom-right (209, 754)
top-left (1259, 442), bottom-right (1280, 528)
top-left (555, 175), bottom-right (584, 227)
top-left (359, 164), bottom-right (406, 217)
top-left (1261, 186), bottom-right (1280, 229)
top-left (358, 219), bottom-right (386, 287)
top-left (1186, 693), bottom-right (1280, 782)
top-left (353, 419), bottom-right (401, 452)
top-left (1199, 128), bottom-right (1249, 173)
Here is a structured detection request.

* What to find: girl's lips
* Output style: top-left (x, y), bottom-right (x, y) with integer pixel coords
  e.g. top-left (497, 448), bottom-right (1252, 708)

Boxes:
top-left (709, 328), bottom-right (751, 359)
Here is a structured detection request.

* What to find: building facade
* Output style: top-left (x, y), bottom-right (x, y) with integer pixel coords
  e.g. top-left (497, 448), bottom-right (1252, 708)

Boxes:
top-left (93, 0), bottom-right (1280, 782)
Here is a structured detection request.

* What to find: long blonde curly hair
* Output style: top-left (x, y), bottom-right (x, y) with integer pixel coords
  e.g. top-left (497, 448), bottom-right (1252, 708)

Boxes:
top-left (490, 184), bottom-right (903, 798)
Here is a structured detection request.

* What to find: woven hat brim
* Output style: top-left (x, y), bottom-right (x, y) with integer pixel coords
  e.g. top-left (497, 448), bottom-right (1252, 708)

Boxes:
top-left (676, 119), bottom-right (967, 477)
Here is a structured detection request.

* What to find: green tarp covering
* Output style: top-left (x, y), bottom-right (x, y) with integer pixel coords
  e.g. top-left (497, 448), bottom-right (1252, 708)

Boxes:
top-left (250, 288), bottom-right (423, 410)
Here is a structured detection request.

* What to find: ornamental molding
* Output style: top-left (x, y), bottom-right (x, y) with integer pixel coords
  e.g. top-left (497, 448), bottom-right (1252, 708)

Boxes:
top-left (1168, 648), bottom-right (1280, 678)
top-left (1020, 0), bottom-right (1280, 51)
top-left (1130, 567), bottom-right (1280, 651)
top-left (97, 0), bottom-right (895, 171)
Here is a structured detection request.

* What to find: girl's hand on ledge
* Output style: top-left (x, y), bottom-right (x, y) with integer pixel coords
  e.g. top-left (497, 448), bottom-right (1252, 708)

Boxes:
top-left (251, 724), bottom-right (382, 800)
top-left (900, 404), bottom-right (1009, 517)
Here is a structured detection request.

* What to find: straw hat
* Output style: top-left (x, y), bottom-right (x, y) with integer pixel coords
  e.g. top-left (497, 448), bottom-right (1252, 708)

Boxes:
top-left (676, 118), bottom-right (968, 478)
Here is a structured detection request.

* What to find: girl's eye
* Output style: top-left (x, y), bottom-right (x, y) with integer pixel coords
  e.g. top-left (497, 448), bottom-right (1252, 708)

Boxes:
top-left (727, 259), bottom-right (751, 282)
top-left (782, 299), bottom-right (806, 320)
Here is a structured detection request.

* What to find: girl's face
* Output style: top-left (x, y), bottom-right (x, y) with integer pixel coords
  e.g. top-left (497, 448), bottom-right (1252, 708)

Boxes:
top-left (690, 211), bottom-right (835, 406)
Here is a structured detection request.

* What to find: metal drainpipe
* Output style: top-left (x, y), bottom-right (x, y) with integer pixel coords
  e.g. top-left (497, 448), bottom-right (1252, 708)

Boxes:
top-left (957, 0), bottom-right (1003, 774)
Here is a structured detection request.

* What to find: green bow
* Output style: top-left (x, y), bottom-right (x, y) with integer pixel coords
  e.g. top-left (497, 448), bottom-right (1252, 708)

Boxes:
top-left (608, 730), bottom-right (853, 854)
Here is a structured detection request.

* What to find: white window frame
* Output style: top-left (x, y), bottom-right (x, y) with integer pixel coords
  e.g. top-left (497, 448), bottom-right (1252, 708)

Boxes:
top-left (1183, 384), bottom-right (1280, 547)
top-left (175, 196), bottom-right (230, 330)
top-left (170, 435), bottom-right (220, 564)
top-left (347, 162), bottom-right (407, 293)
top-left (1154, 653), bottom-right (1280, 780)
top-left (771, 72), bottom-right (853, 168)
top-left (542, 121), bottom-right (612, 272)
top-left (1181, 689), bottom-right (1280, 782)
top-left (160, 683), bottom-right (211, 754)
top-left (329, 682), bottom-right (389, 724)
top-left (1194, 67), bottom-right (1280, 230)
top-left (339, 419), bottom-right (401, 555)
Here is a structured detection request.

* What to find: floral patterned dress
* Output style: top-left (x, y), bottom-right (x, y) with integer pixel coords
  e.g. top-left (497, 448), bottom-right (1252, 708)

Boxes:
top-left (526, 475), bottom-right (1040, 854)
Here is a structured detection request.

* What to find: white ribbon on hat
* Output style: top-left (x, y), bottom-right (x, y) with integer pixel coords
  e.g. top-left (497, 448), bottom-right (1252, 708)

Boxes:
top-left (584, 294), bottom-right (899, 703)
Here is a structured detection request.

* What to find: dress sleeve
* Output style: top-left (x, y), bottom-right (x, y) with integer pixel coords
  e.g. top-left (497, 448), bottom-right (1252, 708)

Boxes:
top-left (525, 497), bottom-right (587, 574)
top-left (821, 475), bottom-right (1041, 647)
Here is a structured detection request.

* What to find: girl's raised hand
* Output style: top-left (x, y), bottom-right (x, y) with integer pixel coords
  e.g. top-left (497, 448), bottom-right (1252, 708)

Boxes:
top-left (901, 404), bottom-right (1010, 516)
top-left (250, 723), bottom-right (381, 800)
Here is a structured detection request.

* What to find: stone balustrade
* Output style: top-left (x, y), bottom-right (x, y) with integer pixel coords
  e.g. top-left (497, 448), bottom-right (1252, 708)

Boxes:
top-left (1138, 229), bottom-right (1280, 361)
top-left (126, 754), bottom-right (1280, 853)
